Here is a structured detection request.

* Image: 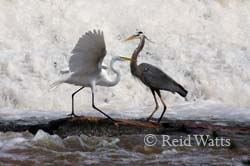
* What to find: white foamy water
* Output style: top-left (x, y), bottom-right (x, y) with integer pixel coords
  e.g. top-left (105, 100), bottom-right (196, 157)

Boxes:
top-left (0, 130), bottom-right (248, 165)
top-left (0, 0), bottom-right (250, 119)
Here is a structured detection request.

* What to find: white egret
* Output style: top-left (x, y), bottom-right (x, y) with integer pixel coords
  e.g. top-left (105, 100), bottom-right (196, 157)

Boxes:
top-left (52, 30), bottom-right (131, 121)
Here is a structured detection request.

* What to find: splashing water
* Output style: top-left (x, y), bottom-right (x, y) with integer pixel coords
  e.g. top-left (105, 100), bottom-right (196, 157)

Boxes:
top-left (0, 0), bottom-right (250, 117)
top-left (0, 130), bottom-right (249, 165)
top-left (1, 1), bottom-right (250, 165)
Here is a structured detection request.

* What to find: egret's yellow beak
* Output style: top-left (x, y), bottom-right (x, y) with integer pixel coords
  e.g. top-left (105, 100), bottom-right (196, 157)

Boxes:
top-left (120, 56), bottom-right (132, 61)
top-left (124, 35), bottom-right (137, 42)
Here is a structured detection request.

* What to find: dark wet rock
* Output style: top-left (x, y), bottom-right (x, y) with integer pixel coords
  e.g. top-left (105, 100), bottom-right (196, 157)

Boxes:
top-left (0, 116), bottom-right (250, 138)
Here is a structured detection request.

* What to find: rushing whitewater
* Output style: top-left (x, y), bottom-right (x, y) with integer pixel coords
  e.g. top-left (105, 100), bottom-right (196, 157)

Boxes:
top-left (0, 130), bottom-right (248, 165)
top-left (0, 0), bottom-right (250, 118)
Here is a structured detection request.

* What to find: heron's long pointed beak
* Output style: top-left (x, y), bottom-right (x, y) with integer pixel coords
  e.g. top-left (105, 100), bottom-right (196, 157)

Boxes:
top-left (124, 35), bottom-right (137, 42)
top-left (120, 56), bottom-right (132, 61)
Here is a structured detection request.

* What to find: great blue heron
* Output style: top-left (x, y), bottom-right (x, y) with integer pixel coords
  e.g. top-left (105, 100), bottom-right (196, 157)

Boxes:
top-left (52, 30), bottom-right (131, 121)
top-left (125, 31), bottom-right (188, 123)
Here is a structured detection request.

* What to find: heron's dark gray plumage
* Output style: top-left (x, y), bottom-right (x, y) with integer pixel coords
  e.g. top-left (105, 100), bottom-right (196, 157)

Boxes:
top-left (126, 32), bottom-right (188, 123)
top-left (137, 63), bottom-right (188, 97)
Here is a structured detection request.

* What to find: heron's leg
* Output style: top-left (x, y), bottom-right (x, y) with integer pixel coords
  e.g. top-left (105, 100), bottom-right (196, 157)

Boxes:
top-left (146, 89), bottom-right (159, 121)
top-left (68, 86), bottom-right (84, 117)
top-left (156, 90), bottom-right (167, 123)
top-left (91, 88), bottom-right (116, 122)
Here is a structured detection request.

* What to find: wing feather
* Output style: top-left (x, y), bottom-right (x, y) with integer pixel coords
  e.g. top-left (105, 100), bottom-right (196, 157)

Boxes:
top-left (139, 63), bottom-right (180, 92)
top-left (69, 30), bottom-right (106, 74)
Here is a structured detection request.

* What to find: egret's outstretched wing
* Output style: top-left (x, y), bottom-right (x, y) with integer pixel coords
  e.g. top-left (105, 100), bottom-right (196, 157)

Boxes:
top-left (60, 64), bottom-right (108, 74)
top-left (69, 30), bottom-right (106, 74)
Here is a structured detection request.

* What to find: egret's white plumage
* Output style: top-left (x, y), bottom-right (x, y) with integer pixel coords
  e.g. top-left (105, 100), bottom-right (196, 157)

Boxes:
top-left (52, 30), bottom-right (131, 120)
top-left (69, 30), bottom-right (106, 74)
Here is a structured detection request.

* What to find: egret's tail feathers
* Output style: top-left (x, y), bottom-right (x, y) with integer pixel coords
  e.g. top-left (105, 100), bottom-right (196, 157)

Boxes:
top-left (176, 84), bottom-right (188, 98)
top-left (49, 79), bottom-right (65, 90)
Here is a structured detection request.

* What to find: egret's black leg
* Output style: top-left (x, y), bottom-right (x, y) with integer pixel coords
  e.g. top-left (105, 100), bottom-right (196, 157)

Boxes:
top-left (68, 86), bottom-right (84, 117)
top-left (147, 89), bottom-right (159, 121)
top-left (156, 90), bottom-right (167, 123)
top-left (91, 91), bottom-right (116, 122)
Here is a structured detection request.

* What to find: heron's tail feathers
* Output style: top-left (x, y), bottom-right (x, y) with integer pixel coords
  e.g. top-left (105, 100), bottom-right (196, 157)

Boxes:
top-left (49, 79), bottom-right (66, 90)
top-left (176, 84), bottom-right (188, 98)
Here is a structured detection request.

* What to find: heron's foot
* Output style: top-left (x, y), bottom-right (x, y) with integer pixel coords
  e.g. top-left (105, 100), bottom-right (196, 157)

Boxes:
top-left (67, 113), bottom-right (79, 117)
top-left (146, 116), bottom-right (153, 122)
top-left (157, 118), bottom-right (165, 124)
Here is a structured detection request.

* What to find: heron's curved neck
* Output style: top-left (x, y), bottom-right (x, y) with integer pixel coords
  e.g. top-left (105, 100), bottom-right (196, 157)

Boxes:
top-left (130, 36), bottom-right (145, 76)
top-left (106, 58), bottom-right (121, 87)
